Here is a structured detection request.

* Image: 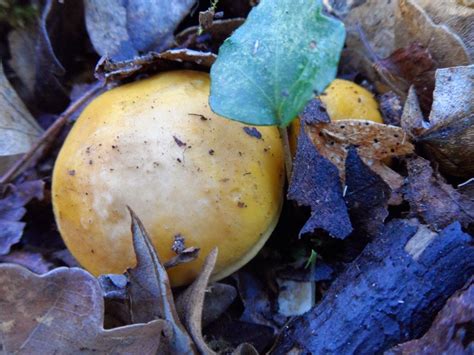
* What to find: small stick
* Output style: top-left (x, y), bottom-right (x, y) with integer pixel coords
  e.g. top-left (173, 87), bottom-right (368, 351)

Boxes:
top-left (0, 81), bottom-right (105, 185)
top-left (279, 126), bottom-right (293, 183)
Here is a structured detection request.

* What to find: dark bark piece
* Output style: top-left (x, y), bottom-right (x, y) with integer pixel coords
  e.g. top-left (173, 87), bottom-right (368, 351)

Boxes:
top-left (272, 219), bottom-right (474, 354)
top-left (403, 156), bottom-right (474, 230)
top-left (288, 125), bottom-right (352, 239)
top-left (387, 277), bottom-right (474, 355)
top-left (345, 146), bottom-right (391, 236)
top-left (300, 98), bottom-right (330, 125)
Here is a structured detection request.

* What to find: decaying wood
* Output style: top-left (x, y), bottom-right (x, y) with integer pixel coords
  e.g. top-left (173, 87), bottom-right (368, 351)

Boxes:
top-left (272, 219), bottom-right (474, 354)
top-left (387, 277), bottom-right (474, 354)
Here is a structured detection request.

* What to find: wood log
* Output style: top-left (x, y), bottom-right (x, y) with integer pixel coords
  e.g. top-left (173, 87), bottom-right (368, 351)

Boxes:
top-left (272, 219), bottom-right (474, 354)
top-left (387, 277), bottom-right (474, 354)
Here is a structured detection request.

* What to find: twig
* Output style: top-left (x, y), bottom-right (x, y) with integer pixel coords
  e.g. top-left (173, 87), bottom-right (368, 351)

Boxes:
top-left (0, 81), bottom-right (105, 185)
top-left (279, 126), bottom-right (293, 183)
top-left (356, 23), bottom-right (406, 99)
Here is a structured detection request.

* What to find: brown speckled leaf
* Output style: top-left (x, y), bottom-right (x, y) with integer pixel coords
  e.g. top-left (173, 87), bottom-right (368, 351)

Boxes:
top-left (307, 119), bottom-right (414, 189)
top-left (0, 264), bottom-right (165, 354)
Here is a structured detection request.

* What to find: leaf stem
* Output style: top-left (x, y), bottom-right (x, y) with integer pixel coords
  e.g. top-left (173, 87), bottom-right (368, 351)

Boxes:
top-left (279, 126), bottom-right (293, 183)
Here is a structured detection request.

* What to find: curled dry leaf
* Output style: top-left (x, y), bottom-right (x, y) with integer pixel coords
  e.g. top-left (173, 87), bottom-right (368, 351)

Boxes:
top-left (394, 0), bottom-right (470, 68)
top-left (414, 0), bottom-right (474, 59)
top-left (95, 49), bottom-right (216, 82)
top-left (0, 63), bottom-right (43, 176)
top-left (0, 250), bottom-right (52, 274)
top-left (288, 124), bottom-right (352, 239)
top-left (0, 264), bottom-right (165, 354)
top-left (7, 0), bottom-right (82, 112)
top-left (374, 42), bottom-right (435, 113)
top-left (387, 277), bottom-right (474, 354)
top-left (201, 283), bottom-right (238, 328)
top-left (306, 119), bottom-right (414, 190)
top-left (418, 65), bottom-right (474, 177)
top-left (175, 248), bottom-right (218, 355)
top-left (175, 18), bottom-right (245, 53)
top-left (342, 0), bottom-right (470, 98)
top-left (164, 246), bottom-right (200, 269)
top-left (125, 208), bottom-right (195, 354)
top-left (403, 156), bottom-right (474, 230)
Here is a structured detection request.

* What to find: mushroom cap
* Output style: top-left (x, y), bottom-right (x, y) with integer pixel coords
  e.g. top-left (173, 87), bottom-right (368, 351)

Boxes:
top-left (52, 70), bottom-right (284, 286)
top-left (320, 79), bottom-right (383, 123)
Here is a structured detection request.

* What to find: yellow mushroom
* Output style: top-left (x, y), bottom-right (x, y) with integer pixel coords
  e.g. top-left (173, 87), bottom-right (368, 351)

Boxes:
top-left (289, 79), bottom-right (383, 153)
top-left (52, 70), bottom-right (285, 287)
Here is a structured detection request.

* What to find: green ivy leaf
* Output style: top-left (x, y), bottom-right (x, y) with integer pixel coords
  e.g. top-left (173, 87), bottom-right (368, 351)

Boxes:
top-left (209, 0), bottom-right (346, 127)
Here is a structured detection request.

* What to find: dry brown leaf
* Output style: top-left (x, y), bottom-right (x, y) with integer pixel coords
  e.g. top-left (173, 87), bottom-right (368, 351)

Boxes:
top-left (126, 208), bottom-right (196, 354)
top-left (344, 0), bottom-right (397, 59)
top-left (176, 248), bottom-right (218, 355)
top-left (403, 156), bottom-right (474, 230)
top-left (201, 283), bottom-right (238, 328)
top-left (0, 264), bottom-right (165, 353)
top-left (428, 65), bottom-right (473, 128)
top-left (175, 18), bottom-right (245, 52)
top-left (342, 0), bottom-right (470, 96)
top-left (394, 0), bottom-right (470, 68)
top-left (414, 0), bottom-right (474, 59)
top-left (401, 86), bottom-right (429, 137)
top-left (0, 62), bottom-right (43, 176)
top-left (374, 42), bottom-right (435, 112)
top-left (164, 246), bottom-right (200, 269)
top-left (306, 119), bottom-right (414, 189)
top-left (95, 49), bottom-right (216, 82)
top-left (404, 65), bottom-right (474, 177)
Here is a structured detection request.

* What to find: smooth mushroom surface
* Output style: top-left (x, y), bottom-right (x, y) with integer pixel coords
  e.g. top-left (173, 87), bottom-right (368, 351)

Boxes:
top-left (52, 70), bottom-right (285, 286)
